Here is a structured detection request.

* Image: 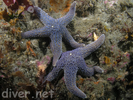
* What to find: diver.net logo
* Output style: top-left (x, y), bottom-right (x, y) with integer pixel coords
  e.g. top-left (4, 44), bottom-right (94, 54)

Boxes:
top-left (1, 88), bottom-right (54, 99)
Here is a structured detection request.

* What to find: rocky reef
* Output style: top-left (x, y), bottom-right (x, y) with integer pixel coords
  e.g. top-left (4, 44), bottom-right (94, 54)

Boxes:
top-left (0, 0), bottom-right (133, 100)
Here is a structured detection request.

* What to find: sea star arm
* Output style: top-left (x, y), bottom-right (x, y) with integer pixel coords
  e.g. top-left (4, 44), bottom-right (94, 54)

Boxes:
top-left (64, 66), bottom-right (87, 98)
top-left (34, 6), bottom-right (54, 25)
top-left (79, 34), bottom-right (105, 58)
top-left (21, 26), bottom-right (51, 38)
top-left (59, 1), bottom-right (76, 26)
top-left (50, 34), bottom-right (62, 66)
top-left (62, 28), bottom-right (85, 48)
top-left (46, 60), bottom-right (64, 81)
top-left (78, 59), bottom-right (104, 77)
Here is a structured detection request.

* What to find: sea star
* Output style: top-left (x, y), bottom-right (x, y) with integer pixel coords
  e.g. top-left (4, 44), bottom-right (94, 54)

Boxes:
top-left (21, 1), bottom-right (84, 66)
top-left (45, 34), bottom-right (105, 98)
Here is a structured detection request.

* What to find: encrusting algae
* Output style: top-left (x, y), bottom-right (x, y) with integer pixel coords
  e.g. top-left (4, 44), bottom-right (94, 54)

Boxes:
top-left (50, 0), bottom-right (71, 15)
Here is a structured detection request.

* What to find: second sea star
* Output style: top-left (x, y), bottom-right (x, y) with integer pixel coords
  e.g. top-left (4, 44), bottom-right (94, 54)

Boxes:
top-left (45, 34), bottom-right (105, 98)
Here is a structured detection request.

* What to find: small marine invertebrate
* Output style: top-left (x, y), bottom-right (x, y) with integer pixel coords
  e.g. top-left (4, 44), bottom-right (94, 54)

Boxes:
top-left (93, 80), bottom-right (100, 85)
top-left (77, 78), bottom-right (85, 84)
top-left (11, 27), bottom-right (21, 34)
top-left (3, 0), bottom-right (34, 13)
top-left (9, 18), bottom-right (18, 26)
top-left (104, 56), bottom-right (111, 65)
top-left (44, 34), bottom-right (105, 98)
top-left (124, 52), bottom-right (130, 59)
top-left (93, 32), bottom-right (98, 41)
top-left (0, 75), bottom-right (5, 78)
top-left (36, 55), bottom-right (51, 76)
top-left (26, 41), bottom-right (36, 57)
top-left (107, 77), bottom-right (115, 83)
top-left (104, 25), bottom-right (109, 32)
top-left (13, 44), bottom-right (21, 55)
top-left (36, 56), bottom-right (51, 66)
top-left (0, 9), bottom-right (13, 21)
top-left (21, 1), bottom-right (84, 66)
top-left (104, 0), bottom-right (118, 8)
top-left (87, 33), bottom-right (92, 38)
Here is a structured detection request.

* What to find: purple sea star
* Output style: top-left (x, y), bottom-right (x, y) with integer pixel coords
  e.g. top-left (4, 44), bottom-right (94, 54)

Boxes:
top-left (45, 34), bottom-right (105, 98)
top-left (21, 1), bottom-right (84, 66)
